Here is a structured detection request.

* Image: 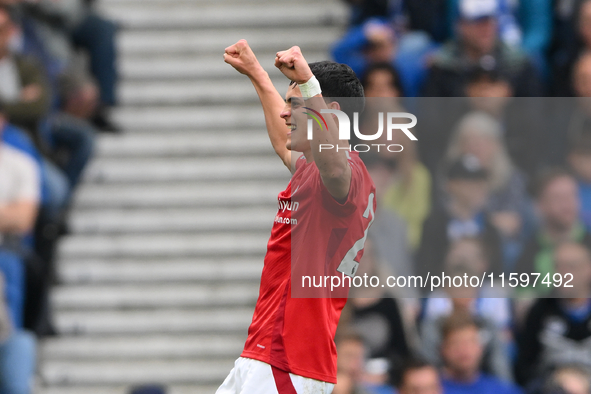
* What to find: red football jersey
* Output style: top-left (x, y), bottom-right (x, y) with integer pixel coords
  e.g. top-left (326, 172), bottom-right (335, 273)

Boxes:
top-left (241, 152), bottom-right (377, 383)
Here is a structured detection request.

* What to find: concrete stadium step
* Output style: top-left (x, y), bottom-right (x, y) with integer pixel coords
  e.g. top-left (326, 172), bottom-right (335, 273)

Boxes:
top-left (119, 80), bottom-right (256, 106)
top-left (119, 77), bottom-right (293, 106)
top-left (121, 55), bottom-right (242, 81)
top-left (119, 50), bottom-right (336, 81)
top-left (38, 385), bottom-right (220, 394)
top-left (57, 233), bottom-right (269, 259)
top-left (102, 3), bottom-right (347, 30)
top-left (69, 207), bottom-right (275, 234)
top-left (94, 132), bottom-right (274, 158)
top-left (112, 105), bottom-right (263, 131)
top-left (54, 308), bottom-right (253, 335)
top-left (52, 284), bottom-right (259, 311)
top-left (41, 358), bottom-right (235, 386)
top-left (118, 27), bottom-right (342, 55)
top-left (57, 257), bottom-right (263, 285)
top-left (72, 181), bottom-right (284, 209)
top-left (42, 334), bottom-right (245, 360)
top-left (83, 156), bottom-right (285, 184)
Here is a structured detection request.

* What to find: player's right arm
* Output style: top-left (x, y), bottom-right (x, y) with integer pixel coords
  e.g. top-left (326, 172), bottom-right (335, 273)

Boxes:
top-left (224, 40), bottom-right (292, 171)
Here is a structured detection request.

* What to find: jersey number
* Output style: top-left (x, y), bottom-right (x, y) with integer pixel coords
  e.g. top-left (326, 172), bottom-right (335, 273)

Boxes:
top-left (336, 193), bottom-right (375, 277)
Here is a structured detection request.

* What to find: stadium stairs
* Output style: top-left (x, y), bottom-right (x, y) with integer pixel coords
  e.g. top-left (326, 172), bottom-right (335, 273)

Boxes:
top-left (36, 0), bottom-right (347, 393)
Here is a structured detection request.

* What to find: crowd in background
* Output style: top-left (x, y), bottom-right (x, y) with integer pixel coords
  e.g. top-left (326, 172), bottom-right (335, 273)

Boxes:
top-left (2, 0), bottom-right (591, 392)
top-left (0, 0), bottom-right (118, 391)
top-left (332, 0), bottom-right (591, 394)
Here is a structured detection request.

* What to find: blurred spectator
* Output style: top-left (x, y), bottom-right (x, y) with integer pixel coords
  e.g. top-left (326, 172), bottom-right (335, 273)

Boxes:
top-left (342, 0), bottom-right (449, 43)
top-left (363, 154), bottom-right (414, 282)
top-left (332, 17), bottom-right (437, 97)
top-left (515, 241), bottom-right (591, 386)
top-left (0, 102), bottom-right (38, 393)
top-left (48, 70), bottom-right (96, 189)
top-left (551, 0), bottom-right (591, 97)
top-left (567, 128), bottom-right (591, 231)
top-left (1, 98), bottom-right (57, 337)
top-left (0, 273), bottom-right (36, 394)
top-left (337, 333), bottom-right (370, 390)
top-left (573, 51), bottom-right (591, 99)
top-left (0, 103), bottom-right (40, 328)
top-left (515, 169), bottom-right (591, 296)
top-left (0, 4), bottom-right (94, 259)
top-left (422, 0), bottom-right (541, 97)
top-left (20, 0), bottom-right (119, 131)
top-left (465, 67), bottom-right (513, 100)
top-left (548, 0), bottom-right (584, 88)
top-left (335, 333), bottom-right (396, 394)
top-left (343, 0), bottom-right (402, 27)
top-left (380, 131), bottom-right (431, 252)
top-left (333, 372), bottom-right (360, 394)
top-left (417, 155), bottom-right (503, 281)
top-left (418, 71), bottom-right (543, 181)
top-left (445, 111), bottom-right (534, 266)
top-left (420, 237), bottom-right (511, 328)
top-left (0, 5), bottom-right (51, 140)
top-left (419, 238), bottom-right (513, 381)
top-left (360, 107), bottom-right (432, 251)
top-left (361, 62), bottom-right (406, 98)
top-left (545, 53), bottom-right (591, 169)
top-left (543, 365), bottom-right (591, 394)
top-left (394, 358), bottom-right (443, 394)
top-left (346, 238), bottom-right (413, 367)
top-left (446, 0), bottom-right (552, 67)
top-left (59, 69), bottom-right (98, 120)
top-left (0, 3), bottom-right (93, 219)
top-left (439, 311), bottom-right (523, 394)
top-left (463, 69), bottom-right (546, 178)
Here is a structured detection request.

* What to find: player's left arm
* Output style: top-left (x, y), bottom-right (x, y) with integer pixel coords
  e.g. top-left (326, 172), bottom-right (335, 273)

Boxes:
top-left (275, 46), bottom-right (351, 201)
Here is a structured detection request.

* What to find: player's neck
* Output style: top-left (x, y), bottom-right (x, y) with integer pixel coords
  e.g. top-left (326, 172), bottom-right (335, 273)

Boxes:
top-left (303, 149), bottom-right (313, 163)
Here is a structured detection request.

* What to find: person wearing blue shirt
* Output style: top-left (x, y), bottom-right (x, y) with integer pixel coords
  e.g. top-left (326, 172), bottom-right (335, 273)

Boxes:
top-left (331, 18), bottom-right (437, 97)
top-left (437, 311), bottom-right (522, 394)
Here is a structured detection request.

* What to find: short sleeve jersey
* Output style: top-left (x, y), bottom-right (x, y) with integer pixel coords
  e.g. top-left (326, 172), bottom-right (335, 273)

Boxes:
top-left (241, 152), bottom-right (376, 384)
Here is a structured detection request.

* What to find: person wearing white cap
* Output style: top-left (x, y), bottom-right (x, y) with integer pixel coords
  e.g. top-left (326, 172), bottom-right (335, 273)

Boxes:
top-left (422, 0), bottom-right (542, 97)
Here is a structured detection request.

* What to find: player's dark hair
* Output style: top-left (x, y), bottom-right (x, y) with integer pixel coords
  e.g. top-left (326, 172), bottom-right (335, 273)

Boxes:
top-left (309, 61), bottom-right (364, 99)
top-left (361, 62), bottom-right (405, 97)
top-left (291, 61), bottom-right (365, 118)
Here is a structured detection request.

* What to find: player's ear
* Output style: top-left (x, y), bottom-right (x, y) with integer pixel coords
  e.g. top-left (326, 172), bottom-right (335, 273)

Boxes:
top-left (327, 101), bottom-right (341, 111)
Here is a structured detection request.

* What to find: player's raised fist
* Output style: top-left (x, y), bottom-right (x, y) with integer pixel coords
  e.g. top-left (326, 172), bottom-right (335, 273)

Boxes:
top-left (224, 39), bottom-right (263, 77)
top-left (274, 46), bottom-right (314, 85)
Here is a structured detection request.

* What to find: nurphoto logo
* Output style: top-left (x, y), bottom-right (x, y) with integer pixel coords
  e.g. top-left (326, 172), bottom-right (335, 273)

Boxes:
top-left (305, 109), bottom-right (418, 152)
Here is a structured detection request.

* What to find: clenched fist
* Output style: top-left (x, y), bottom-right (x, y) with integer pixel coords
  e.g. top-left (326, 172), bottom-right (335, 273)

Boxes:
top-left (224, 39), bottom-right (264, 78)
top-left (274, 46), bottom-right (314, 85)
